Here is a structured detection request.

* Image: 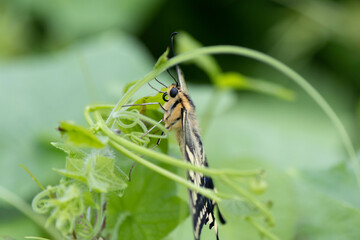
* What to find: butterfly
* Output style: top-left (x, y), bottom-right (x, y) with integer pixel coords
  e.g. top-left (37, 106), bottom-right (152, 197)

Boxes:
top-left (124, 33), bottom-right (226, 239)
top-left (161, 63), bottom-right (226, 240)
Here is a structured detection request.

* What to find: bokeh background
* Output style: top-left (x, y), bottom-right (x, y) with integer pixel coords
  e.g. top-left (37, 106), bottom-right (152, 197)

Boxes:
top-left (1, 0), bottom-right (360, 239)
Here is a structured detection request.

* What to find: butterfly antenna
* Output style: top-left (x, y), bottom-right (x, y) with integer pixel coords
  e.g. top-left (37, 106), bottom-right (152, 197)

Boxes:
top-left (170, 32), bottom-right (178, 57)
top-left (166, 69), bottom-right (177, 84)
top-left (169, 32), bottom-right (179, 85)
top-left (154, 78), bottom-right (168, 88)
top-left (148, 81), bottom-right (166, 93)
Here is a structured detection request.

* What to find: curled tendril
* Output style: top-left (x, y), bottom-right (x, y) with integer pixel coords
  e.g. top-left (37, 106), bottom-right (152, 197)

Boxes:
top-left (127, 131), bottom-right (151, 146)
top-left (113, 109), bottom-right (168, 147)
top-left (32, 186), bottom-right (57, 214)
top-left (115, 109), bottom-right (145, 129)
top-left (32, 181), bottom-right (86, 237)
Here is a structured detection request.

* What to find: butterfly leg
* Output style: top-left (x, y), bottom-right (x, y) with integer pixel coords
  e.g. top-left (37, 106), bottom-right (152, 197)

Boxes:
top-left (141, 119), bottom-right (164, 138)
top-left (128, 131), bottom-right (165, 181)
top-left (122, 102), bottom-right (166, 112)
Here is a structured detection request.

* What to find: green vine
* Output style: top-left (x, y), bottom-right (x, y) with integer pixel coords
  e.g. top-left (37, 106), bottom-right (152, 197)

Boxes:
top-left (107, 45), bottom-right (359, 190)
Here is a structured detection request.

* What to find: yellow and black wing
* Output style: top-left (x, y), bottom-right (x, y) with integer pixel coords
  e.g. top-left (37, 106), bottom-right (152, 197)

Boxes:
top-left (181, 107), bottom-right (220, 240)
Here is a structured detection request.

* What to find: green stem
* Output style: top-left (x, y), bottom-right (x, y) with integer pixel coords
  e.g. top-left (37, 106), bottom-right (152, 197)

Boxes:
top-left (24, 237), bottom-right (50, 240)
top-left (106, 70), bottom-right (163, 127)
top-left (110, 140), bottom-right (221, 202)
top-left (162, 46), bottom-right (359, 190)
top-left (246, 217), bottom-right (280, 240)
top-left (113, 45), bottom-right (358, 190)
top-left (20, 164), bottom-right (45, 191)
top-left (0, 185), bottom-right (62, 240)
top-left (220, 175), bottom-right (274, 226)
top-left (103, 46), bottom-right (358, 190)
top-left (94, 111), bottom-right (260, 178)
top-left (114, 110), bottom-right (169, 138)
top-left (84, 104), bottom-right (115, 126)
top-left (91, 193), bottom-right (105, 239)
top-left (94, 111), bottom-right (221, 202)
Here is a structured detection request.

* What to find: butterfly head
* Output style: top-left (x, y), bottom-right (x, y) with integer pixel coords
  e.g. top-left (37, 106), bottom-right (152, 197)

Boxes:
top-left (162, 84), bottom-right (179, 102)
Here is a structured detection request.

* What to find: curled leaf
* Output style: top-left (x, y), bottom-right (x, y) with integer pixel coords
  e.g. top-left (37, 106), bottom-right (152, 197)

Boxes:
top-left (154, 48), bottom-right (169, 69)
top-left (58, 121), bottom-right (107, 148)
top-left (51, 142), bottom-right (87, 158)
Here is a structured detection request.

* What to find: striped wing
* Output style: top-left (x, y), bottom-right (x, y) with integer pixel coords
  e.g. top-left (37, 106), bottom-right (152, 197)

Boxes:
top-left (181, 108), bottom-right (219, 240)
top-left (176, 65), bottom-right (188, 94)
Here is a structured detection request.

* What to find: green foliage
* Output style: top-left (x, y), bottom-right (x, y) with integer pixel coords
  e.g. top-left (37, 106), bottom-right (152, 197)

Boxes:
top-left (74, 48), bottom-right (282, 240)
top-left (32, 180), bottom-right (91, 237)
top-left (27, 44), bottom-right (280, 239)
top-left (154, 47), bottom-right (169, 70)
top-left (106, 164), bottom-right (189, 240)
top-left (32, 119), bottom-right (184, 239)
top-left (58, 121), bottom-right (107, 148)
top-left (288, 163), bottom-right (360, 239)
top-left (1, 9), bottom-right (359, 239)
top-left (0, 32), bottom-right (153, 204)
top-left (51, 142), bottom-right (87, 159)
top-left (215, 72), bottom-right (295, 101)
top-left (54, 151), bottom-right (128, 195)
top-left (114, 92), bottom-right (168, 152)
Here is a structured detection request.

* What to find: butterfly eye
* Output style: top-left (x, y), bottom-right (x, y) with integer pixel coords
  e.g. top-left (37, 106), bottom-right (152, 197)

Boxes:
top-left (169, 87), bottom-right (178, 98)
top-left (162, 93), bottom-right (169, 102)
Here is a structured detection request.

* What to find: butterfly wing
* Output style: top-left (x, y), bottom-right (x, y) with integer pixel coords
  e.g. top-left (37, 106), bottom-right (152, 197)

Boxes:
top-left (181, 108), bottom-right (219, 240)
top-left (176, 65), bottom-right (189, 94)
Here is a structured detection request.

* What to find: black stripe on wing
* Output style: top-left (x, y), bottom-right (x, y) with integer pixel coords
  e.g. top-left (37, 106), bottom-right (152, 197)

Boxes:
top-left (187, 174), bottom-right (219, 240)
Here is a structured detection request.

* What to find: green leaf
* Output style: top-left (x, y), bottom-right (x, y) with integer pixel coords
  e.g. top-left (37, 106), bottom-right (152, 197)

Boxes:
top-left (132, 93), bottom-right (166, 111)
top-left (212, 160), bottom-right (296, 240)
top-left (299, 162), bottom-right (360, 209)
top-left (214, 72), bottom-right (247, 88)
top-left (87, 155), bottom-right (128, 193)
top-left (154, 48), bottom-right (169, 69)
top-left (106, 164), bottom-right (189, 240)
top-left (55, 158), bottom-right (88, 183)
top-left (58, 121), bottom-right (107, 148)
top-left (51, 142), bottom-right (87, 159)
top-left (215, 72), bottom-right (295, 101)
top-left (55, 154), bottom-right (128, 195)
top-left (290, 166), bottom-right (360, 239)
top-left (219, 199), bottom-right (260, 219)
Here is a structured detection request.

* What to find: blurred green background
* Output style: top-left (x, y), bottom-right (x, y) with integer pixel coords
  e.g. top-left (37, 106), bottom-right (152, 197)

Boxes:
top-left (1, 0), bottom-right (360, 239)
